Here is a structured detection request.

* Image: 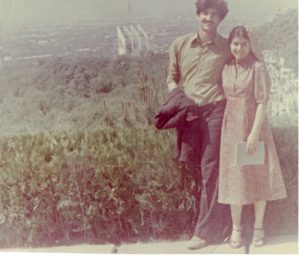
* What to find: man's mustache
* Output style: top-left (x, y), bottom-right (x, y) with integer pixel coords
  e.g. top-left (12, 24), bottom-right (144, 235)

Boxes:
top-left (203, 20), bottom-right (215, 24)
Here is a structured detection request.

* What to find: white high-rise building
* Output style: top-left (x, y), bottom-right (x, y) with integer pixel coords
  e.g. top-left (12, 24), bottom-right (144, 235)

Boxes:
top-left (117, 24), bottom-right (149, 56)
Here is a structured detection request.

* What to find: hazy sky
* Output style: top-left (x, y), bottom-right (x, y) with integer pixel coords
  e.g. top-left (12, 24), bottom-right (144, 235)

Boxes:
top-left (0, 0), bottom-right (298, 29)
top-left (228, 0), bottom-right (297, 14)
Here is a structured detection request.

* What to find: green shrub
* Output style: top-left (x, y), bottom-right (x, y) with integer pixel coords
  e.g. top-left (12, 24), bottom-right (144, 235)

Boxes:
top-left (264, 126), bottom-right (298, 235)
top-left (0, 128), bottom-right (194, 247)
top-left (0, 125), bottom-right (296, 247)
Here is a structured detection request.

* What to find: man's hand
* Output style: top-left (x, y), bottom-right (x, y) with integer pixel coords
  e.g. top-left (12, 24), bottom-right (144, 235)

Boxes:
top-left (186, 112), bottom-right (198, 122)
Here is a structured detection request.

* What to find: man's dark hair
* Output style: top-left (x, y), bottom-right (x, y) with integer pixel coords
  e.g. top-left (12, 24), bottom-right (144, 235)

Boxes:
top-left (195, 0), bottom-right (228, 21)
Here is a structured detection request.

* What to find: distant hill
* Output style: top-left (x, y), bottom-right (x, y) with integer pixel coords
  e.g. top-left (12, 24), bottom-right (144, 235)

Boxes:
top-left (254, 8), bottom-right (298, 73)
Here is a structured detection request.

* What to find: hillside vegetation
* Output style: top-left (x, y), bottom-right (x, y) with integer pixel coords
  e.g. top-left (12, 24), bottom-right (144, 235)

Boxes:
top-left (0, 126), bottom-right (296, 247)
top-left (0, 54), bottom-right (168, 135)
top-left (0, 9), bottom-right (297, 135)
top-left (255, 8), bottom-right (298, 73)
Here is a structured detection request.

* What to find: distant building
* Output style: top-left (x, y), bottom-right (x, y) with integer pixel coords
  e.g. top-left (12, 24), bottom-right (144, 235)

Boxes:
top-left (117, 24), bottom-right (149, 56)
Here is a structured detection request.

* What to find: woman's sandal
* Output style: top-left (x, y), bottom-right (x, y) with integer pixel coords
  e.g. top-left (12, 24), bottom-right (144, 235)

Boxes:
top-left (229, 229), bottom-right (243, 249)
top-left (252, 228), bottom-right (265, 247)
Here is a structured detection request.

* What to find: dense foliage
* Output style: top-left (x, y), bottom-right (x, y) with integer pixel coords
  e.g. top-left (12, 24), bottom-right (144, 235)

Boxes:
top-left (0, 128), bottom-right (191, 247)
top-left (255, 9), bottom-right (298, 73)
top-left (0, 53), bottom-right (168, 134)
top-left (0, 126), bottom-right (297, 247)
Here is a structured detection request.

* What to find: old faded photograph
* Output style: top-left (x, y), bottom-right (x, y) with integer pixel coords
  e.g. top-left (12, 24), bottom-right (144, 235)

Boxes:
top-left (0, 0), bottom-right (297, 254)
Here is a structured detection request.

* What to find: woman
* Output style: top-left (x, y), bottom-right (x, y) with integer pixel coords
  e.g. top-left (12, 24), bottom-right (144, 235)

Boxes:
top-left (218, 26), bottom-right (287, 248)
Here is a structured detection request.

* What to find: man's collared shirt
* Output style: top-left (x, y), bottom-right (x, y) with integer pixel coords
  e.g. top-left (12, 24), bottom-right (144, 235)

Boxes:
top-left (167, 32), bottom-right (230, 106)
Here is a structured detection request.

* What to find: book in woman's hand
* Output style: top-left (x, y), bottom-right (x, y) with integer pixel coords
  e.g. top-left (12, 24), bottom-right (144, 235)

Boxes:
top-left (236, 142), bottom-right (265, 165)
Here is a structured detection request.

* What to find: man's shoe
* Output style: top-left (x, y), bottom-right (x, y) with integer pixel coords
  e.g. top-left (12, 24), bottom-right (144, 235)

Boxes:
top-left (187, 236), bottom-right (208, 250)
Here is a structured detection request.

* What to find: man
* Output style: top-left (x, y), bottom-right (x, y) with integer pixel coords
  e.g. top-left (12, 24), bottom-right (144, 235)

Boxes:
top-left (166, 0), bottom-right (231, 250)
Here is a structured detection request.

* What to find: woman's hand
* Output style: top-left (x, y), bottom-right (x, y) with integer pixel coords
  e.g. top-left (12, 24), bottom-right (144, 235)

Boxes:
top-left (246, 132), bottom-right (259, 154)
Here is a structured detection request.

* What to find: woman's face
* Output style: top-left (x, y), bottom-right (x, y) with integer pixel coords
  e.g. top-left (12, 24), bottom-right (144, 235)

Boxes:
top-left (230, 36), bottom-right (250, 61)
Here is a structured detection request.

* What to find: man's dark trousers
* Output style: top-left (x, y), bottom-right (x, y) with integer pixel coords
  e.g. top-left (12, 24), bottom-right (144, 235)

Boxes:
top-left (191, 100), bottom-right (231, 243)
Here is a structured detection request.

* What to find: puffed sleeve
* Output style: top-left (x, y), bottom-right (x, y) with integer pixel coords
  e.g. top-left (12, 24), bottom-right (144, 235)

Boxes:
top-left (166, 39), bottom-right (180, 85)
top-left (254, 62), bottom-right (271, 104)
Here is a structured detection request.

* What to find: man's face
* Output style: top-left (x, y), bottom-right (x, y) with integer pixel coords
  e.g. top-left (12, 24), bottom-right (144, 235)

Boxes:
top-left (197, 7), bottom-right (221, 33)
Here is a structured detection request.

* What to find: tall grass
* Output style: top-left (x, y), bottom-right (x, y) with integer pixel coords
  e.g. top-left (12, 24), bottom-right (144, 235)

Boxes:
top-left (0, 128), bottom-right (200, 247)
top-left (0, 126), bottom-right (296, 247)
